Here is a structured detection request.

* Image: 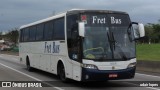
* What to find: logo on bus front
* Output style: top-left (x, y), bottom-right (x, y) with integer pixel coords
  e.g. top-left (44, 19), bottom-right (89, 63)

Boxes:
top-left (81, 15), bottom-right (87, 24)
top-left (44, 42), bottom-right (60, 54)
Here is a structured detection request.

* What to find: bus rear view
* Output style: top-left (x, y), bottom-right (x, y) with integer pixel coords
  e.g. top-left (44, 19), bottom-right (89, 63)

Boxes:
top-left (67, 10), bottom-right (145, 81)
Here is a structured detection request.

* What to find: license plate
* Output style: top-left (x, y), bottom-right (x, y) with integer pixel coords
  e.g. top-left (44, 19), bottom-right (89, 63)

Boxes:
top-left (109, 74), bottom-right (118, 78)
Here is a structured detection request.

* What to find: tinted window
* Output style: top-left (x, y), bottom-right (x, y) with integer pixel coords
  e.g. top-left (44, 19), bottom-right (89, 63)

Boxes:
top-left (36, 24), bottom-right (44, 41)
top-left (54, 18), bottom-right (65, 40)
top-left (44, 21), bottom-right (53, 40)
top-left (23, 28), bottom-right (29, 42)
top-left (20, 29), bottom-right (24, 42)
top-left (67, 15), bottom-right (78, 48)
top-left (67, 14), bottom-right (80, 61)
top-left (29, 26), bottom-right (36, 41)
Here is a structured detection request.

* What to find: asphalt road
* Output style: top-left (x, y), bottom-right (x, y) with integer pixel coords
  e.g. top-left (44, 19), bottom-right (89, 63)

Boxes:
top-left (0, 54), bottom-right (160, 90)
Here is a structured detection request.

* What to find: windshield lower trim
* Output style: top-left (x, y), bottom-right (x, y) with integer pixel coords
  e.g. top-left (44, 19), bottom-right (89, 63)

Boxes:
top-left (83, 57), bottom-right (136, 62)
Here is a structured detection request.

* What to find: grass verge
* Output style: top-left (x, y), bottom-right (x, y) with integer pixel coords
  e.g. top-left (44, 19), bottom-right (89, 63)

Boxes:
top-left (136, 44), bottom-right (160, 61)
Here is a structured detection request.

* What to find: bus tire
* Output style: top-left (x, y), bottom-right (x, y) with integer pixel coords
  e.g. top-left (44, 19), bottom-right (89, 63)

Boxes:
top-left (26, 57), bottom-right (33, 72)
top-left (57, 62), bottom-right (68, 82)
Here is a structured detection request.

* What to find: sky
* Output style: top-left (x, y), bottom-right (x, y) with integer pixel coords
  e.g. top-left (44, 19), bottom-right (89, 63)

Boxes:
top-left (0, 0), bottom-right (160, 32)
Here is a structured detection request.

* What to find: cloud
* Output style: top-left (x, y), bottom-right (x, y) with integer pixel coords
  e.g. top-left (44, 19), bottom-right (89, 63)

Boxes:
top-left (0, 0), bottom-right (159, 31)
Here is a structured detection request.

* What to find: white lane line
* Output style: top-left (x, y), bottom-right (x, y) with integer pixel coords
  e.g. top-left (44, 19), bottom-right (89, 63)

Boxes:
top-left (146, 87), bottom-right (160, 90)
top-left (136, 73), bottom-right (160, 78)
top-left (0, 62), bottom-right (64, 90)
top-left (123, 82), bottom-right (160, 90)
top-left (54, 87), bottom-right (65, 90)
top-left (136, 73), bottom-right (160, 90)
top-left (0, 63), bottom-right (41, 81)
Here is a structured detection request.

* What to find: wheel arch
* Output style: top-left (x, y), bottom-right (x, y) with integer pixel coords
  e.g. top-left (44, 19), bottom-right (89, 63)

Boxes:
top-left (26, 55), bottom-right (29, 65)
top-left (57, 59), bottom-right (66, 75)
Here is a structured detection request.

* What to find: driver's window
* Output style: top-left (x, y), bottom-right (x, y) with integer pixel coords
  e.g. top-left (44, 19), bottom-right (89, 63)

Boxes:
top-left (67, 14), bottom-right (80, 61)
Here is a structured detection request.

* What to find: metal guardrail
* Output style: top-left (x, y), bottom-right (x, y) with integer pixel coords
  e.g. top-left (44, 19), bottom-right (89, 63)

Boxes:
top-left (137, 60), bottom-right (160, 73)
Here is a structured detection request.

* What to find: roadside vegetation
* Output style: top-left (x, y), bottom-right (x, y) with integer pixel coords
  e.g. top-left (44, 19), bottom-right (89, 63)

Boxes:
top-left (136, 20), bottom-right (160, 61)
top-left (140, 20), bottom-right (160, 44)
top-left (136, 44), bottom-right (160, 61)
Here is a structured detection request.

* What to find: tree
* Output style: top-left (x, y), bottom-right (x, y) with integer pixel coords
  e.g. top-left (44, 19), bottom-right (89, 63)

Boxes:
top-left (0, 32), bottom-right (2, 40)
top-left (143, 21), bottom-right (160, 44)
top-left (152, 24), bottom-right (160, 43)
top-left (144, 23), bottom-right (154, 44)
top-left (4, 28), bottom-right (19, 44)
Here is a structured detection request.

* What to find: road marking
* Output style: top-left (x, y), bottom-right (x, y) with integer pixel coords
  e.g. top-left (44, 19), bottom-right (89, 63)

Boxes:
top-left (125, 82), bottom-right (160, 90)
top-left (146, 87), bottom-right (160, 90)
top-left (0, 62), bottom-right (64, 90)
top-left (54, 87), bottom-right (65, 90)
top-left (0, 62), bottom-right (41, 81)
top-left (136, 73), bottom-right (160, 78)
top-left (132, 73), bottom-right (160, 90)
top-left (1, 54), bottom-right (160, 90)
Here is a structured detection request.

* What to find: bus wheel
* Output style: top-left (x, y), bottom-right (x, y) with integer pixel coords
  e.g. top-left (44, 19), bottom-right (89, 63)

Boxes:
top-left (59, 63), bottom-right (68, 82)
top-left (26, 57), bottom-right (32, 71)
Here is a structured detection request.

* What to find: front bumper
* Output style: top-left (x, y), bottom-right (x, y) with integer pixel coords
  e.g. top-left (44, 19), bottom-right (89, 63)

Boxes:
top-left (81, 67), bottom-right (136, 81)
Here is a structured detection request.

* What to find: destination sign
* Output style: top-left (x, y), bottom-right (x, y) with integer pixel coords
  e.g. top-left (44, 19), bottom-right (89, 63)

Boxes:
top-left (81, 13), bottom-right (130, 27)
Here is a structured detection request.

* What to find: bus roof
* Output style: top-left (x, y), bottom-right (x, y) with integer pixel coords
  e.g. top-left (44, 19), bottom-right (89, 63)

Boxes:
top-left (67, 9), bottom-right (127, 15)
top-left (19, 9), bottom-right (128, 30)
top-left (19, 12), bottom-right (66, 29)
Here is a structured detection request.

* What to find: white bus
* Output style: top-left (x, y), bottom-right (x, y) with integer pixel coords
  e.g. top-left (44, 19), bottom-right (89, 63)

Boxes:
top-left (19, 9), bottom-right (145, 82)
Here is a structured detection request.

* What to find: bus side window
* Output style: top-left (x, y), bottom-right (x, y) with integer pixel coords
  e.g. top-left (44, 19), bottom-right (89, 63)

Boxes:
top-left (24, 28), bottom-right (29, 42)
top-left (29, 26), bottom-right (36, 41)
top-left (67, 14), bottom-right (80, 61)
top-left (20, 29), bottom-right (24, 42)
top-left (54, 18), bottom-right (65, 40)
top-left (36, 24), bottom-right (44, 41)
top-left (44, 21), bottom-right (54, 40)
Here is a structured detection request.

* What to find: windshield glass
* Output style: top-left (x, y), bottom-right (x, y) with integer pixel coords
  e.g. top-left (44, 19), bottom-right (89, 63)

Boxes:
top-left (82, 13), bottom-right (135, 61)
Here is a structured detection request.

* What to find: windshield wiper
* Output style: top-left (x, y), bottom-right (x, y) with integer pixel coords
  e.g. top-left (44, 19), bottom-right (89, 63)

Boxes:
top-left (107, 32), bottom-right (116, 50)
top-left (111, 32), bottom-right (116, 50)
top-left (107, 32), bottom-right (128, 60)
top-left (119, 52), bottom-right (128, 61)
top-left (107, 32), bottom-right (115, 59)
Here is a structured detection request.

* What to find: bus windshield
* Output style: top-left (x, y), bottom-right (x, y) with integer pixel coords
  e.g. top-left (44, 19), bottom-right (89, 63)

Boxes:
top-left (82, 13), bottom-right (135, 61)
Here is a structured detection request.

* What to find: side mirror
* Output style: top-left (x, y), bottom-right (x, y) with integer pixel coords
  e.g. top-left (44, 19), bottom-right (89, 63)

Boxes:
top-left (132, 22), bottom-right (145, 40)
top-left (138, 23), bottom-right (145, 38)
top-left (78, 22), bottom-right (85, 37)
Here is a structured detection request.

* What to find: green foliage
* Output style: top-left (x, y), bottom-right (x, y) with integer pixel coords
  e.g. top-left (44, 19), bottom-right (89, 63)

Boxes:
top-left (11, 46), bottom-right (19, 52)
top-left (3, 28), bottom-right (19, 44)
top-left (144, 22), bottom-right (160, 43)
top-left (136, 44), bottom-right (160, 61)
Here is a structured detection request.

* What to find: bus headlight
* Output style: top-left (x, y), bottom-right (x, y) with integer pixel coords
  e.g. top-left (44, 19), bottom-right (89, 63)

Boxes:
top-left (127, 62), bottom-right (136, 68)
top-left (82, 64), bottom-right (98, 69)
